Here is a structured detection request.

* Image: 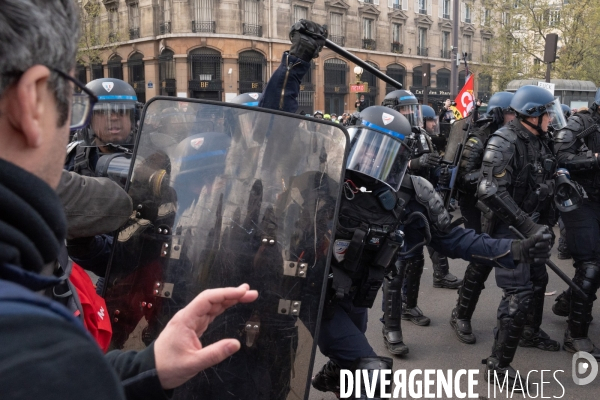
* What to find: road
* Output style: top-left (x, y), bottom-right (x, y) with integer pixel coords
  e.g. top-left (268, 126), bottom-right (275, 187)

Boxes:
top-left (308, 223), bottom-right (600, 400)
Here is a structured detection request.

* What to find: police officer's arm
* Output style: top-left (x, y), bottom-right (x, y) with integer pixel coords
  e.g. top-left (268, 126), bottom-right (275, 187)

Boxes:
top-left (553, 116), bottom-right (600, 171)
top-left (477, 132), bottom-right (541, 237)
top-left (456, 127), bottom-right (487, 192)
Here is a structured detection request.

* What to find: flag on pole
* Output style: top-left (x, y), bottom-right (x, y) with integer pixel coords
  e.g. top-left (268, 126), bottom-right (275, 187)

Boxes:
top-left (452, 74), bottom-right (475, 120)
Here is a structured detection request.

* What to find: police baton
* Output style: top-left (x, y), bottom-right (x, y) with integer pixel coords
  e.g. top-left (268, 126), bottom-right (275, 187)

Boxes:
top-left (323, 39), bottom-right (403, 90)
top-left (508, 226), bottom-right (588, 301)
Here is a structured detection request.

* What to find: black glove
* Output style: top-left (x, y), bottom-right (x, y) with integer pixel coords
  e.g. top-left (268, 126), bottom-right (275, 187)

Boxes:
top-left (411, 153), bottom-right (441, 170)
top-left (511, 227), bottom-right (553, 264)
top-left (515, 216), bottom-right (547, 239)
top-left (289, 20), bottom-right (328, 62)
top-left (438, 167), bottom-right (451, 188)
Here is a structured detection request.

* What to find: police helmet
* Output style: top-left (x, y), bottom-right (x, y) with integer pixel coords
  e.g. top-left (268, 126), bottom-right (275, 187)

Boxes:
top-left (382, 89), bottom-right (422, 128)
top-left (561, 104), bottom-right (572, 119)
top-left (509, 85), bottom-right (567, 131)
top-left (346, 106), bottom-right (413, 191)
top-left (421, 105), bottom-right (439, 136)
top-left (486, 92), bottom-right (514, 115)
top-left (313, 110), bottom-right (324, 119)
top-left (229, 92), bottom-right (263, 106)
top-left (80, 78), bottom-right (138, 151)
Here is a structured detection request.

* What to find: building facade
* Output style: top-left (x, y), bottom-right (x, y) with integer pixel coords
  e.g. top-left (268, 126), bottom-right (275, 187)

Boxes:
top-left (78, 0), bottom-right (494, 114)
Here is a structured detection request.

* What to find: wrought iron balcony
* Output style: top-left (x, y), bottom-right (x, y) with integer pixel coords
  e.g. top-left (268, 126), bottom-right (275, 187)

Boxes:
top-left (108, 32), bottom-right (118, 43)
top-left (129, 27), bottom-right (140, 40)
top-left (243, 24), bottom-right (262, 37)
top-left (419, 8), bottom-right (427, 14)
top-left (330, 35), bottom-right (345, 46)
top-left (362, 39), bottom-right (376, 50)
top-left (159, 22), bottom-right (171, 35)
top-left (192, 21), bottom-right (216, 33)
top-left (391, 43), bottom-right (403, 54)
top-left (443, 13), bottom-right (450, 19)
top-left (393, 3), bottom-right (401, 9)
top-left (441, 49), bottom-right (451, 59)
top-left (417, 46), bottom-right (428, 56)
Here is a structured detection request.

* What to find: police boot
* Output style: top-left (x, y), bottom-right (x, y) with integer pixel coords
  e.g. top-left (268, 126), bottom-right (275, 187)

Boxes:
top-left (352, 357), bottom-right (393, 400)
top-left (401, 255), bottom-right (431, 326)
top-left (450, 263), bottom-right (492, 344)
top-left (312, 360), bottom-right (341, 395)
top-left (520, 284), bottom-right (560, 351)
top-left (431, 251), bottom-right (462, 289)
top-left (382, 273), bottom-right (409, 356)
top-left (552, 289), bottom-right (571, 317)
top-left (483, 318), bottom-right (529, 392)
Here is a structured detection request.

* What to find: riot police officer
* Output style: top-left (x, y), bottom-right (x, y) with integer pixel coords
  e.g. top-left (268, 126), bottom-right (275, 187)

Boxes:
top-left (552, 88), bottom-right (600, 360)
top-left (229, 92), bottom-right (263, 106)
top-left (476, 85), bottom-right (567, 387)
top-left (450, 91), bottom-right (515, 344)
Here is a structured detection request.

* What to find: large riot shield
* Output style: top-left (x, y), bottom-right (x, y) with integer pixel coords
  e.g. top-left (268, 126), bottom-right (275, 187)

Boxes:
top-left (103, 98), bottom-right (348, 400)
top-left (442, 116), bottom-right (470, 164)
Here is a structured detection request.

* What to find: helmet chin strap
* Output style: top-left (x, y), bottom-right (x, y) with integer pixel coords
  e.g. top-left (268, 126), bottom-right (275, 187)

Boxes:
top-left (520, 115), bottom-right (546, 135)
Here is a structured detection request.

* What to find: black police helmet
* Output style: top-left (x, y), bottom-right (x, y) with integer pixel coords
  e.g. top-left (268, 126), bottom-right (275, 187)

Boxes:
top-left (229, 92), bottom-right (263, 106)
top-left (358, 105), bottom-right (413, 137)
top-left (561, 104), bottom-right (572, 119)
top-left (486, 92), bottom-right (514, 115)
top-left (382, 89), bottom-right (419, 109)
top-left (509, 85), bottom-right (556, 118)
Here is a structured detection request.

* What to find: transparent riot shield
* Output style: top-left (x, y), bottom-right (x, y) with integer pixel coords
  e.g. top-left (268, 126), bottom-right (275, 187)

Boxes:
top-left (103, 98), bottom-right (348, 400)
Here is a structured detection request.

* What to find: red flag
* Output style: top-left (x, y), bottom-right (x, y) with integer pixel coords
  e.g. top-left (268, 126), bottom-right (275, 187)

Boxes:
top-left (453, 74), bottom-right (475, 119)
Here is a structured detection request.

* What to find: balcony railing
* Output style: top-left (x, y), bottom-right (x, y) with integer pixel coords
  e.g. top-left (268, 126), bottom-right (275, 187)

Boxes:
top-left (159, 22), bottom-right (171, 35)
top-left (417, 46), bottom-right (428, 56)
top-left (243, 23), bottom-right (262, 37)
top-left (465, 17), bottom-right (472, 23)
top-left (441, 49), bottom-right (451, 59)
top-left (330, 35), bottom-right (345, 46)
top-left (129, 27), bottom-right (140, 40)
top-left (443, 13), bottom-right (450, 19)
top-left (393, 3), bottom-right (401, 9)
top-left (362, 39), bottom-right (376, 50)
top-left (363, 0), bottom-right (374, 3)
top-left (391, 43), bottom-right (403, 54)
top-left (419, 8), bottom-right (427, 14)
top-left (192, 20), bottom-right (216, 33)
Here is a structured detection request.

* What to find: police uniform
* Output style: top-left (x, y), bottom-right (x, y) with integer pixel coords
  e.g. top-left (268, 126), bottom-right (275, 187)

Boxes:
top-left (553, 97), bottom-right (600, 359)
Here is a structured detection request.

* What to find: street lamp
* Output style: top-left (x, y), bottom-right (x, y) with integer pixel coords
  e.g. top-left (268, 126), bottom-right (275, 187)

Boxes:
top-left (353, 66), bottom-right (365, 111)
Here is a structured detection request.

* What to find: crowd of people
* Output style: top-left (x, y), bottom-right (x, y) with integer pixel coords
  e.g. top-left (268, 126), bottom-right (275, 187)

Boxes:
top-left (1, 2), bottom-right (598, 399)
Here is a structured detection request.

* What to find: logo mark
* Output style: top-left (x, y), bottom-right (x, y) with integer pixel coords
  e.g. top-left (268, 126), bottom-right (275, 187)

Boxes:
top-left (382, 113), bottom-right (394, 125)
top-left (190, 137), bottom-right (205, 150)
top-left (97, 307), bottom-right (105, 320)
top-left (102, 82), bottom-right (114, 92)
top-left (572, 351), bottom-right (598, 385)
top-left (249, 93), bottom-right (260, 100)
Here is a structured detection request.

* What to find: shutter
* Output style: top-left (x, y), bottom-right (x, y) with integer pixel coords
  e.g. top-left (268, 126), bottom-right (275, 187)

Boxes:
top-left (427, 0), bottom-right (432, 15)
top-left (389, 0), bottom-right (394, 8)
top-left (414, 0), bottom-right (419, 13)
top-left (374, 0), bottom-right (380, 5)
top-left (449, 0), bottom-right (452, 20)
top-left (461, 2), bottom-right (465, 22)
top-left (438, 0), bottom-right (443, 18)
top-left (402, 0), bottom-right (408, 11)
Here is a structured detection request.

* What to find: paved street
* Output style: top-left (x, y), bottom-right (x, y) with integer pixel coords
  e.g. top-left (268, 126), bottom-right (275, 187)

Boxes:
top-left (309, 221), bottom-right (600, 400)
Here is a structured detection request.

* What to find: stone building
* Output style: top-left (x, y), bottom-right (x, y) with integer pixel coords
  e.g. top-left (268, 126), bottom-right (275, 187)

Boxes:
top-left (78, 0), bottom-right (494, 114)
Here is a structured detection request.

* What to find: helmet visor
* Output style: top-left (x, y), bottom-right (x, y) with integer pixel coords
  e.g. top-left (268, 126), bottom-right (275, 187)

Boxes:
top-left (544, 98), bottom-right (567, 130)
top-left (90, 102), bottom-right (136, 146)
top-left (397, 104), bottom-right (423, 128)
top-left (346, 127), bottom-right (411, 191)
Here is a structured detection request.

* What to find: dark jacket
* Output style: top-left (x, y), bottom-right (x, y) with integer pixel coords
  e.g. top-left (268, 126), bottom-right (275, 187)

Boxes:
top-left (0, 159), bottom-right (169, 400)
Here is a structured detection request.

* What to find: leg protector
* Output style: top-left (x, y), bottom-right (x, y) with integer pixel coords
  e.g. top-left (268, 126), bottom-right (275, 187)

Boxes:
top-left (381, 271), bottom-right (408, 355)
top-left (401, 254), bottom-right (430, 326)
top-left (312, 360), bottom-right (341, 394)
top-left (455, 263), bottom-right (493, 320)
top-left (351, 357), bottom-right (393, 400)
top-left (431, 250), bottom-right (462, 289)
top-left (552, 289), bottom-right (571, 317)
top-left (520, 272), bottom-right (559, 351)
top-left (492, 291), bottom-right (532, 368)
top-left (567, 261), bottom-right (600, 339)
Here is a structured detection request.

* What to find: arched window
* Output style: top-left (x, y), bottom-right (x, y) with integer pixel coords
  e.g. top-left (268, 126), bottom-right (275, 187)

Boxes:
top-left (159, 49), bottom-right (176, 96)
top-left (128, 52), bottom-right (145, 103)
top-left (238, 50), bottom-right (266, 94)
top-left (108, 55), bottom-right (123, 80)
top-left (324, 58), bottom-right (348, 115)
top-left (75, 63), bottom-right (87, 86)
top-left (385, 64), bottom-right (405, 94)
top-left (91, 58), bottom-right (104, 80)
top-left (413, 66), bottom-right (423, 87)
top-left (188, 48), bottom-right (222, 100)
top-left (436, 68), bottom-right (450, 90)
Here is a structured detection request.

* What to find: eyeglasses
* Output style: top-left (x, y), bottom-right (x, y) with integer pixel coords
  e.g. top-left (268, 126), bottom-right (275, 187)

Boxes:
top-left (51, 68), bottom-right (98, 130)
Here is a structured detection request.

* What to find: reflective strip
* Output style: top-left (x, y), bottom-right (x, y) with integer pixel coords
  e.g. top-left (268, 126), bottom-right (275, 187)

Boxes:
top-left (97, 95), bottom-right (138, 101)
top-left (243, 101), bottom-right (259, 107)
top-left (179, 149), bottom-right (228, 163)
top-left (362, 120), bottom-right (405, 141)
top-left (399, 96), bottom-right (417, 101)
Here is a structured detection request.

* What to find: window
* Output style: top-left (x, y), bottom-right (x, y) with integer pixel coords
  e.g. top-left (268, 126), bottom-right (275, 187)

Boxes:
top-left (192, 0), bottom-right (215, 32)
top-left (464, 3), bottom-right (471, 23)
top-left (160, 0), bottom-right (172, 34)
top-left (502, 12), bottom-right (510, 27)
top-left (441, 31), bottom-right (450, 58)
top-left (463, 35), bottom-right (472, 60)
top-left (244, 0), bottom-right (261, 36)
top-left (533, 58), bottom-right (541, 66)
top-left (128, 2), bottom-right (139, 39)
top-left (442, 0), bottom-right (450, 19)
top-left (330, 12), bottom-right (344, 46)
top-left (238, 50), bottom-right (266, 93)
top-left (418, 0), bottom-right (426, 14)
top-left (482, 8), bottom-right (490, 26)
top-left (482, 37), bottom-right (491, 62)
top-left (418, 27), bottom-right (427, 56)
top-left (128, 52), bottom-right (145, 103)
top-left (392, 0), bottom-right (400, 9)
top-left (392, 24), bottom-right (402, 53)
top-left (159, 49), bottom-right (176, 96)
top-left (108, 55), bottom-right (123, 80)
top-left (437, 69), bottom-right (450, 90)
top-left (293, 5), bottom-right (307, 23)
top-left (363, 18), bottom-right (373, 40)
top-left (546, 9), bottom-right (560, 26)
top-left (91, 62), bottom-right (104, 80)
top-left (108, 8), bottom-right (118, 41)
top-left (413, 66), bottom-right (422, 87)
top-left (386, 64), bottom-right (405, 92)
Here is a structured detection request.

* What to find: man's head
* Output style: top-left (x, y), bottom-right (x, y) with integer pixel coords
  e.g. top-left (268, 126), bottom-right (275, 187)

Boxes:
top-left (0, 0), bottom-right (79, 188)
top-left (509, 85), bottom-right (566, 135)
top-left (445, 99), bottom-right (452, 108)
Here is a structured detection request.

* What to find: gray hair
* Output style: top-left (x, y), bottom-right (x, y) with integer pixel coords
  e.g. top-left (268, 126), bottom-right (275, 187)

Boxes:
top-left (0, 0), bottom-right (80, 125)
